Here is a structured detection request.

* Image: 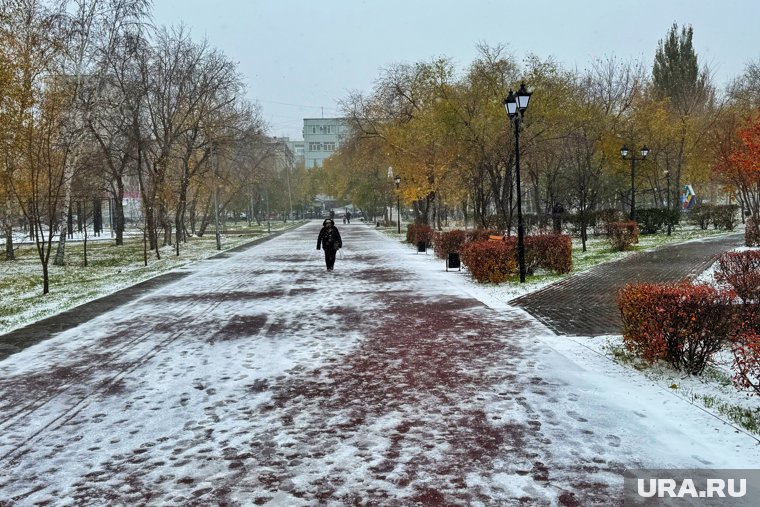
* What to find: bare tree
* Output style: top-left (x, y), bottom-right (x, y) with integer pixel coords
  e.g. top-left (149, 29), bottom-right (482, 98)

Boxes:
top-left (52, 0), bottom-right (151, 265)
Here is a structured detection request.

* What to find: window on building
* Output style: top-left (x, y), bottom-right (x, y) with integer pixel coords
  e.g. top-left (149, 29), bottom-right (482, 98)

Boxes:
top-left (324, 125), bottom-right (332, 134)
top-left (323, 142), bottom-right (335, 152)
top-left (309, 142), bottom-right (321, 151)
top-left (311, 126), bottom-right (317, 134)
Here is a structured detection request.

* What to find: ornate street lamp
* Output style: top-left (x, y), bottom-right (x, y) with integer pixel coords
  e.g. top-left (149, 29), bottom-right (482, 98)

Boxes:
top-left (394, 175), bottom-right (401, 234)
top-left (620, 144), bottom-right (649, 221)
top-left (504, 83), bottom-right (533, 283)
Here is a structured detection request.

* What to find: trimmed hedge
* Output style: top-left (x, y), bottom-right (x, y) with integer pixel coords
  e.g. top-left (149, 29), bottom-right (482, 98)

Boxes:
top-left (406, 223), bottom-right (433, 245)
top-left (460, 239), bottom-right (517, 283)
top-left (466, 229), bottom-right (499, 243)
top-left (617, 282), bottom-right (735, 375)
top-left (730, 306), bottom-right (760, 395)
top-left (459, 233), bottom-right (573, 282)
top-left (688, 204), bottom-right (739, 230)
top-left (635, 208), bottom-right (681, 234)
top-left (432, 230), bottom-right (467, 260)
top-left (524, 234), bottom-right (572, 275)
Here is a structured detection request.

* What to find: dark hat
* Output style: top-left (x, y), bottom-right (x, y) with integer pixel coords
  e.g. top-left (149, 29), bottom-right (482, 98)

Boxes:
top-left (323, 219), bottom-right (334, 226)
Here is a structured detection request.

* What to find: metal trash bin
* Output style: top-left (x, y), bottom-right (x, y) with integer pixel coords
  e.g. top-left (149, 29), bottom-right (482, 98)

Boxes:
top-left (447, 252), bottom-right (460, 271)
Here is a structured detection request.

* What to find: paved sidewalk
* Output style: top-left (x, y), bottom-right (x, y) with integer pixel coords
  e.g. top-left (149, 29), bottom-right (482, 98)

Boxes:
top-left (511, 233), bottom-right (745, 336)
top-left (1, 224), bottom-right (757, 506)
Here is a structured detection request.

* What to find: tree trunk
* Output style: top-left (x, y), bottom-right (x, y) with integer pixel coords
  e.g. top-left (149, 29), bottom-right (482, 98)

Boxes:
top-left (54, 155), bottom-right (79, 266)
top-left (145, 205), bottom-right (157, 251)
top-left (113, 196), bottom-right (125, 246)
top-left (42, 262), bottom-right (49, 295)
top-left (53, 225), bottom-right (67, 266)
top-left (175, 175), bottom-right (190, 256)
top-left (83, 214), bottom-right (88, 267)
top-left (3, 192), bottom-right (14, 261)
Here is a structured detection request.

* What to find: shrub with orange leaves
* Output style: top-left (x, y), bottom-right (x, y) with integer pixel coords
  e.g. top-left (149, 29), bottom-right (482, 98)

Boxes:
top-left (460, 240), bottom-right (517, 283)
top-left (731, 322), bottom-right (760, 396)
top-left (524, 234), bottom-right (572, 275)
top-left (432, 230), bottom-right (466, 260)
top-left (617, 282), bottom-right (735, 375)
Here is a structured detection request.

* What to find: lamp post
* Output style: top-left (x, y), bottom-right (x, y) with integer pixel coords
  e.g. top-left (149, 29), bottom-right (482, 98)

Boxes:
top-left (211, 145), bottom-right (221, 250)
top-left (266, 187), bottom-right (270, 234)
top-left (620, 144), bottom-right (649, 221)
top-left (394, 175), bottom-right (401, 234)
top-left (504, 82), bottom-right (532, 283)
top-left (664, 169), bottom-right (672, 235)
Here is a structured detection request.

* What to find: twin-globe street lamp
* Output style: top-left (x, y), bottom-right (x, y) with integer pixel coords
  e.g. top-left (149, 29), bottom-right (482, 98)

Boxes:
top-left (504, 83), bottom-right (533, 283)
top-left (620, 145), bottom-right (650, 221)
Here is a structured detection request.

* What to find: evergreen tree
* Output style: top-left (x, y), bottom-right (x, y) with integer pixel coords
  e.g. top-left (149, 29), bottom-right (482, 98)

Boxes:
top-left (652, 23), bottom-right (712, 115)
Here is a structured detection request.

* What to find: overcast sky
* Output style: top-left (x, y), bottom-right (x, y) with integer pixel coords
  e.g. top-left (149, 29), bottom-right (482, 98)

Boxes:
top-left (151, 0), bottom-right (760, 140)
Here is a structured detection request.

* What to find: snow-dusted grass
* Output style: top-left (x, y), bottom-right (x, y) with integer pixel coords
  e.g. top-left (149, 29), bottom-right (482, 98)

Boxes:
top-left (0, 222), bottom-right (303, 335)
top-left (385, 221), bottom-right (745, 301)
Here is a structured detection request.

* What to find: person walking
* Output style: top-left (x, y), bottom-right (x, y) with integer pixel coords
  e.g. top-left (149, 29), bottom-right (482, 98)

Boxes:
top-left (316, 218), bottom-right (343, 271)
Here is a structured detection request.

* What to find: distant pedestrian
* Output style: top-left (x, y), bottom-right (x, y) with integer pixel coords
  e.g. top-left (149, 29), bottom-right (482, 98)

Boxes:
top-left (316, 219), bottom-right (343, 271)
top-left (346, 211), bottom-right (351, 224)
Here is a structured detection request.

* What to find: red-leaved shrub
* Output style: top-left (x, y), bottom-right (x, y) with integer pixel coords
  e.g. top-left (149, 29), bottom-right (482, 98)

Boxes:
top-left (524, 234), bottom-right (572, 274)
top-left (746, 217), bottom-right (760, 247)
top-left (617, 282), bottom-right (735, 375)
top-left (460, 240), bottom-right (517, 283)
top-left (715, 250), bottom-right (760, 304)
top-left (406, 223), bottom-right (433, 245)
top-left (432, 230), bottom-right (466, 260)
top-left (731, 325), bottom-right (760, 396)
top-left (607, 220), bottom-right (639, 251)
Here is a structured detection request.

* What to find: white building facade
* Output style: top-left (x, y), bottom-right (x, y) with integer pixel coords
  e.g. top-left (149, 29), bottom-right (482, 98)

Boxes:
top-left (303, 118), bottom-right (349, 169)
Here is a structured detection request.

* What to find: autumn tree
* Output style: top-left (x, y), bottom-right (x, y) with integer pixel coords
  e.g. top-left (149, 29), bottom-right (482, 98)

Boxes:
top-left (342, 58), bottom-right (462, 226)
top-left (320, 131), bottom-right (397, 222)
top-left (1, 0), bottom-right (73, 293)
top-left (441, 44), bottom-right (518, 230)
top-left (0, 17), bottom-right (19, 260)
top-left (651, 23), bottom-right (715, 207)
top-left (722, 115), bottom-right (760, 219)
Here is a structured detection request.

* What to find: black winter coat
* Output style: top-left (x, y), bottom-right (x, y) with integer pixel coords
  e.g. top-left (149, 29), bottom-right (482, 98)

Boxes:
top-left (317, 226), bottom-right (342, 251)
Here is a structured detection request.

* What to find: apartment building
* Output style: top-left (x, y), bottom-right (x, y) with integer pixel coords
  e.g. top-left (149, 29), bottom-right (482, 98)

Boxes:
top-left (303, 118), bottom-right (349, 169)
top-left (283, 138), bottom-right (305, 167)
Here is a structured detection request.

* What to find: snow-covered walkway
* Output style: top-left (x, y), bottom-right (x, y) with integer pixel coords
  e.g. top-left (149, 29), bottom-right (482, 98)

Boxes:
top-left (1, 221), bottom-right (758, 506)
